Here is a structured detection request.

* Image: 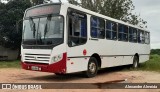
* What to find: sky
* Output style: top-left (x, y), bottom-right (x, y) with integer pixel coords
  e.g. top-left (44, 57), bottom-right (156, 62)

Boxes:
top-left (132, 0), bottom-right (160, 49)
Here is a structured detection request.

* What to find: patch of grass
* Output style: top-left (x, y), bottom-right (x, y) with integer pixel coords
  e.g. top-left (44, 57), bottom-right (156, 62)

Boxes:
top-left (137, 54), bottom-right (160, 72)
top-left (0, 60), bottom-right (21, 68)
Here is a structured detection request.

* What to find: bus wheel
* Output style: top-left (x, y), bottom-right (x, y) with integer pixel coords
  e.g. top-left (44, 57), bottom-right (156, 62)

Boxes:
top-left (132, 56), bottom-right (139, 68)
top-left (85, 57), bottom-right (98, 78)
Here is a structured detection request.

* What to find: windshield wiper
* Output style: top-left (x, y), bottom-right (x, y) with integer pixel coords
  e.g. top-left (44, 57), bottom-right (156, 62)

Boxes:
top-left (44, 16), bottom-right (51, 40)
top-left (38, 32), bottom-right (43, 45)
top-left (29, 17), bottom-right (36, 38)
top-left (44, 23), bottom-right (48, 40)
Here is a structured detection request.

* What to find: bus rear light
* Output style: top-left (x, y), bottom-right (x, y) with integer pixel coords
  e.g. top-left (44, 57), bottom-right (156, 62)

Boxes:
top-left (51, 54), bottom-right (63, 63)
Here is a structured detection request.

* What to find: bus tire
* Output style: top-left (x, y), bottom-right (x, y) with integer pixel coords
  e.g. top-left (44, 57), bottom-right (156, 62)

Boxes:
top-left (132, 56), bottom-right (139, 68)
top-left (85, 57), bottom-right (98, 78)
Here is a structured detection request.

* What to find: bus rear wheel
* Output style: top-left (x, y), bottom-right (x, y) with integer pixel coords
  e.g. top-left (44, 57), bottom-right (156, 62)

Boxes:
top-left (132, 56), bottom-right (139, 68)
top-left (85, 57), bottom-right (98, 78)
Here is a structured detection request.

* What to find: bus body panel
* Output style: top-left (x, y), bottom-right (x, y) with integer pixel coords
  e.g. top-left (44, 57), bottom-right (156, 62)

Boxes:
top-left (21, 3), bottom-right (150, 74)
top-left (21, 44), bottom-right (67, 73)
top-left (21, 52), bottom-right (67, 73)
top-left (21, 3), bottom-right (68, 73)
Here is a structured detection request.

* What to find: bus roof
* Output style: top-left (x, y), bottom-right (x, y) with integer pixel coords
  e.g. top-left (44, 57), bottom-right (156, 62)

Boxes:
top-left (25, 3), bottom-right (149, 32)
top-left (64, 3), bottom-right (149, 32)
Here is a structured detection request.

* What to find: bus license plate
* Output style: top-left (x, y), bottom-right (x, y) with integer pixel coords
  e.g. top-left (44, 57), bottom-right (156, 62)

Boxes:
top-left (31, 66), bottom-right (39, 71)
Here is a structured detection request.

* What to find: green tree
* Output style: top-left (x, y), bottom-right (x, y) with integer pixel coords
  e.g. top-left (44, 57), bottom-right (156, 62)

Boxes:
top-left (68, 0), bottom-right (147, 28)
top-left (68, 0), bottom-right (79, 5)
top-left (151, 49), bottom-right (160, 55)
top-left (0, 0), bottom-right (31, 49)
top-left (31, 0), bottom-right (44, 5)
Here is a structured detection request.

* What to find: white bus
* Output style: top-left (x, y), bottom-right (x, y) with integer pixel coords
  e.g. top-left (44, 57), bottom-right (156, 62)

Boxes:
top-left (21, 3), bottom-right (150, 77)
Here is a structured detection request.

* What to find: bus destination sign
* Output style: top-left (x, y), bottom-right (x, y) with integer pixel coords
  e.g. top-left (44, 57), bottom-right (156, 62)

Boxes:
top-left (25, 5), bottom-right (61, 17)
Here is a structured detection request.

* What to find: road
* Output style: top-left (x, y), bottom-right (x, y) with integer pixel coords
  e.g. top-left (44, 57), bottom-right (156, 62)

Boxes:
top-left (0, 68), bottom-right (160, 92)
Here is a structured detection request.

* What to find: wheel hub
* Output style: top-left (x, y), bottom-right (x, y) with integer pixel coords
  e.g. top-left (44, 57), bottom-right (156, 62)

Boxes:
top-left (89, 62), bottom-right (96, 74)
top-left (134, 60), bottom-right (138, 67)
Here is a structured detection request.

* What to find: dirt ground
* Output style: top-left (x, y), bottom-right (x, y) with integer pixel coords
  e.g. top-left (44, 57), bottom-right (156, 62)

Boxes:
top-left (0, 68), bottom-right (160, 92)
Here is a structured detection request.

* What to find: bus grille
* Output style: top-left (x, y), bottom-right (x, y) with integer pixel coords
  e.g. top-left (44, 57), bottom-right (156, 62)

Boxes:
top-left (24, 53), bottom-right (50, 64)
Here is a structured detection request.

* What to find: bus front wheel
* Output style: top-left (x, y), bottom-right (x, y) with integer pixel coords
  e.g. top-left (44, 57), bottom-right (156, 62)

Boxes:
top-left (132, 56), bottom-right (139, 68)
top-left (85, 57), bottom-right (98, 78)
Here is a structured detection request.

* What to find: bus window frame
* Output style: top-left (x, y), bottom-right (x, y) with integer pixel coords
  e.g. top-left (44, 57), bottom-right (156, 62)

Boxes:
top-left (145, 31), bottom-right (150, 44)
top-left (67, 8), bottom-right (88, 47)
top-left (118, 23), bottom-right (129, 42)
top-left (129, 27), bottom-right (138, 43)
top-left (22, 14), bottom-right (65, 49)
top-left (90, 15), bottom-right (105, 39)
top-left (138, 29), bottom-right (145, 44)
top-left (105, 20), bottom-right (118, 41)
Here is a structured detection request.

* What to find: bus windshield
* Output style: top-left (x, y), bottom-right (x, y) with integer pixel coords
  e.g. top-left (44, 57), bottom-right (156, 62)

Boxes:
top-left (23, 15), bottom-right (64, 46)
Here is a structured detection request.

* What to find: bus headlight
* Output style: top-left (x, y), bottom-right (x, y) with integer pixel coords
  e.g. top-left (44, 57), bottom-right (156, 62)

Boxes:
top-left (52, 54), bottom-right (63, 63)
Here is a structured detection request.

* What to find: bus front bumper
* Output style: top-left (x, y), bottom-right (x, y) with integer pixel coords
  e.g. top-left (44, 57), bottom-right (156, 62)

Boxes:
top-left (21, 53), bottom-right (67, 74)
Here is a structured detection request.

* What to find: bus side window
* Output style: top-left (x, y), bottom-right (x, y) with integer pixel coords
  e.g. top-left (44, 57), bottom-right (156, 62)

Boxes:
top-left (138, 30), bottom-right (141, 43)
top-left (145, 32), bottom-right (150, 44)
top-left (133, 28), bottom-right (137, 42)
top-left (129, 27), bottom-right (137, 43)
top-left (91, 17), bottom-right (97, 38)
top-left (138, 30), bottom-right (145, 44)
top-left (106, 21), bottom-right (117, 40)
top-left (129, 27), bottom-right (133, 42)
top-left (118, 24), bottom-right (128, 41)
top-left (91, 16), bottom-right (105, 39)
top-left (68, 11), bottom-right (87, 47)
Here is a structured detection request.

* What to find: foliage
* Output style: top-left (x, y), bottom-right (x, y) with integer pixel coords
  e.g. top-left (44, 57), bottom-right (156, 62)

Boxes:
top-left (68, 0), bottom-right (147, 28)
top-left (0, 60), bottom-right (20, 68)
top-left (151, 49), bottom-right (160, 55)
top-left (30, 0), bottom-right (44, 6)
top-left (30, 0), bottom-right (62, 5)
top-left (0, 0), bottom-right (31, 49)
top-left (138, 54), bottom-right (160, 72)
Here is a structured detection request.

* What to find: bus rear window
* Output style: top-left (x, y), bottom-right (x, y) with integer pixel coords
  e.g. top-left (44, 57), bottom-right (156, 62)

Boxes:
top-left (25, 5), bottom-right (61, 17)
